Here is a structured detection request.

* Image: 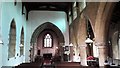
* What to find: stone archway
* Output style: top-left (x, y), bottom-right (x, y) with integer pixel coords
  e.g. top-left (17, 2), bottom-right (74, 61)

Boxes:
top-left (30, 22), bottom-right (65, 62)
top-left (94, 2), bottom-right (116, 66)
top-left (86, 19), bottom-right (95, 57)
top-left (80, 2), bottom-right (116, 66)
top-left (107, 2), bottom-right (120, 62)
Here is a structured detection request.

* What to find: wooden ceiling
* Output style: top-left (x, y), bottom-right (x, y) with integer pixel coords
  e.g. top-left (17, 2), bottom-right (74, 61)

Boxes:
top-left (22, 2), bottom-right (72, 12)
top-left (22, 2), bottom-right (72, 20)
top-left (111, 2), bottom-right (120, 23)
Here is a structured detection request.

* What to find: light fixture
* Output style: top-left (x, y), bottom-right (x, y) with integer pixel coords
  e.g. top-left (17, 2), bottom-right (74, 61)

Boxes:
top-left (69, 43), bottom-right (73, 46)
top-left (30, 45), bottom-right (33, 48)
top-left (39, 6), bottom-right (47, 9)
top-left (50, 6), bottom-right (56, 9)
top-left (85, 37), bottom-right (93, 44)
top-left (19, 44), bottom-right (23, 47)
top-left (56, 46), bottom-right (58, 49)
top-left (0, 40), bottom-right (3, 44)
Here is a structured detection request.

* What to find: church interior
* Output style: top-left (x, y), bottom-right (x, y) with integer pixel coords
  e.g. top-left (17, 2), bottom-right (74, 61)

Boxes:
top-left (0, 0), bottom-right (120, 68)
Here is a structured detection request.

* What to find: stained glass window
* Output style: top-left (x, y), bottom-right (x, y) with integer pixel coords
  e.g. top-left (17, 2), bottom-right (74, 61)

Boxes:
top-left (44, 34), bottom-right (52, 47)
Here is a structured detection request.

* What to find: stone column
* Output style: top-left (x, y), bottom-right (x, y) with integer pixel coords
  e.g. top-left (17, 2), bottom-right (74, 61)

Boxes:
top-left (96, 42), bottom-right (107, 66)
top-left (34, 43), bottom-right (37, 59)
top-left (118, 22), bottom-right (120, 59)
top-left (79, 45), bottom-right (87, 66)
top-left (119, 33), bottom-right (120, 59)
top-left (61, 46), bottom-right (64, 62)
top-left (60, 43), bottom-right (64, 62)
top-left (70, 46), bottom-right (73, 61)
top-left (77, 13), bottom-right (87, 66)
top-left (72, 2), bottom-right (77, 20)
top-left (30, 43), bottom-right (34, 62)
top-left (118, 33), bottom-right (120, 66)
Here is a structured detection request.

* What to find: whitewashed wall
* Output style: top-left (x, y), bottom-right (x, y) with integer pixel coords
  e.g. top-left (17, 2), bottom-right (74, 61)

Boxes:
top-left (0, 1), bottom-right (2, 68)
top-left (1, 2), bottom-right (26, 66)
top-left (25, 11), bottom-right (69, 62)
top-left (0, 1), bottom-right (69, 67)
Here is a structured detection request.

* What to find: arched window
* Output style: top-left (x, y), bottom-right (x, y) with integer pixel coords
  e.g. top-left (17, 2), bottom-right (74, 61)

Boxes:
top-left (43, 33), bottom-right (52, 48)
top-left (8, 19), bottom-right (16, 58)
top-left (20, 27), bottom-right (24, 56)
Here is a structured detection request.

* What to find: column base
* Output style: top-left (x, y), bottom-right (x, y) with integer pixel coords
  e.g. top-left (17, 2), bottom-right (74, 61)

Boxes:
top-left (98, 45), bottom-right (107, 66)
top-left (79, 45), bottom-right (87, 66)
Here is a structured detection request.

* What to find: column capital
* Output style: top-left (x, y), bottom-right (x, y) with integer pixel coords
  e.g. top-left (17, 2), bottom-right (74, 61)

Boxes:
top-left (79, 44), bottom-right (87, 47)
top-left (98, 45), bottom-right (107, 49)
top-left (95, 42), bottom-right (106, 46)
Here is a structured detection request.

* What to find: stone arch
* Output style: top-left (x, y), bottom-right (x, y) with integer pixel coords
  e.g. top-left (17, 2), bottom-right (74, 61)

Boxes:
top-left (94, 2), bottom-right (116, 66)
top-left (20, 27), bottom-right (24, 56)
top-left (87, 18), bottom-right (95, 39)
top-left (30, 22), bottom-right (65, 44)
top-left (8, 19), bottom-right (16, 59)
top-left (94, 2), bottom-right (116, 43)
top-left (107, 2), bottom-right (120, 60)
top-left (86, 18), bottom-right (95, 56)
top-left (30, 22), bottom-right (65, 62)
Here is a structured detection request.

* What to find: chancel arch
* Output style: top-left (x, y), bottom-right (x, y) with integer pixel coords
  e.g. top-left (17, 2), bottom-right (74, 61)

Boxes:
top-left (30, 22), bottom-right (65, 62)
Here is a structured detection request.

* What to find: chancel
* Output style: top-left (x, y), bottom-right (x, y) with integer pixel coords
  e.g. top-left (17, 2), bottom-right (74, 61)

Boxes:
top-left (0, 1), bottom-right (120, 68)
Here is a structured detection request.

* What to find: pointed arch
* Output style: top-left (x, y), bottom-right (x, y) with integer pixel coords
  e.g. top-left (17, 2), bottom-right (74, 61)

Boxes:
top-left (30, 22), bottom-right (64, 44)
top-left (8, 19), bottom-right (16, 59)
top-left (20, 27), bottom-right (24, 56)
top-left (87, 19), bottom-right (95, 39)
